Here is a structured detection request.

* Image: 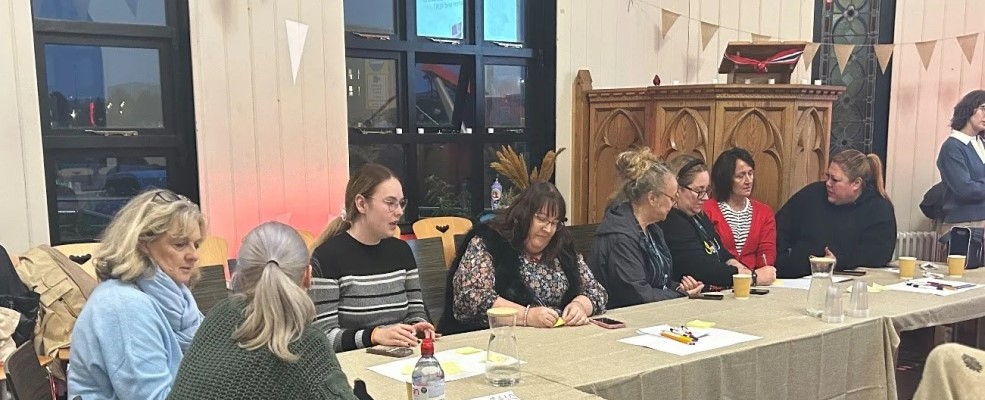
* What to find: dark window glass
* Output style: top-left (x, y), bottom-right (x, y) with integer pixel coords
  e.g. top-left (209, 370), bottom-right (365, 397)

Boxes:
top-left (343, 0), bottom-right (395, 35)
top-left (483, 142), bottom-right (528, 210)
top-left (349, 144), bottom-right (406, 182)
top-left (418, 143), bottom-right (470, 218)
top-left (483, 0), bottom-right (523, 43)
top-left (347, 58), bottom-right (400, 129)
top-left (416, 0), bottom-right (465, 39)
top-left (55, 155), bottom-right (168, 242)
top-left (32, 0), bottom-right (166, 25)
top-left (415, 62), bottom-right (473, 128)
top-left (45, 44), bottom-right (163, 129)
top-left (484, 65), bottom-right (525, 128)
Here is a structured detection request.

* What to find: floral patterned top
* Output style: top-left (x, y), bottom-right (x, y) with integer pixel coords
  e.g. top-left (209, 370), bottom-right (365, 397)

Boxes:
top-left (452, 236), bottom-right (608, 327)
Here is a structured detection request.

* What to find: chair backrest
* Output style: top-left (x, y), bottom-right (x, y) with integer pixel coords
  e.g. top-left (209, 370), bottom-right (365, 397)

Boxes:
top-left (412, 217), bottom-right (473, 268)
top-left (296, 230), bottom-right (316, 250)
top-left (3, 340), bottom-right (54, 400)
top-left (190, 265), bottom-right (230, 314)
top-left (566, 223), bottom-right (600, 259)
top-left (198, 236), bottom-right (230, 282)
top-left (52, 242), bottom-right (99, 278)
top-left (406, 237), bottom-right (446, 327)
top-left (393, 226), bottom-right (402, 238)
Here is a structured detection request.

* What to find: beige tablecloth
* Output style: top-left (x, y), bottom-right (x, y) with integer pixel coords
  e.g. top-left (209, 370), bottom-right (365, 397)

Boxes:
top-left (859, 266), bottom-right (985, 334)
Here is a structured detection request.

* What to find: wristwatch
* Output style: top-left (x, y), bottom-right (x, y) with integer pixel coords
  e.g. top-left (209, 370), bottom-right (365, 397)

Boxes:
top-left (751, 269), bottom-right (758, 286)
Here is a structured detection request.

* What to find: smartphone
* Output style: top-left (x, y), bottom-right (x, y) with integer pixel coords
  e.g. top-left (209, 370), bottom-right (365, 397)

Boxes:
top-left (834, 270), bottom-right (866, 276)
top-left (590, 317), bottom-right (626, 329)
top-left (366, 345), bottom-right (414, 358)
top-left (949, 227), bottom-right (972, 257)
top-left (690, 293), bottom-right (724, 300)
top-left (750, 288), bottom-right (770, 295)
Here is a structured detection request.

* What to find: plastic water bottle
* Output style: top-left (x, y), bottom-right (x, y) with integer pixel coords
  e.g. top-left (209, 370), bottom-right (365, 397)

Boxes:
top-left (410, 338), bottom-right (445, 400)
top-left (491, 178), bottom-right (503, 210)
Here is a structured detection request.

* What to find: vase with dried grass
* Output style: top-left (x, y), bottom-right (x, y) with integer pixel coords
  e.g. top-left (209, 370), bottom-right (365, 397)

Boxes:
top-left (488, 145), bottom-right (566, 209)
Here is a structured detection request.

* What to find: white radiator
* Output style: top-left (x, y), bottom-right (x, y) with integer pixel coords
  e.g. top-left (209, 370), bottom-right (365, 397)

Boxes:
top-left (894, 231), bottom-right (945, 262)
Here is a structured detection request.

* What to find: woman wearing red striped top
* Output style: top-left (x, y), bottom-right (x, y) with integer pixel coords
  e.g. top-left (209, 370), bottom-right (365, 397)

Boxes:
top-left (703, 148), bottom-right (777, 285)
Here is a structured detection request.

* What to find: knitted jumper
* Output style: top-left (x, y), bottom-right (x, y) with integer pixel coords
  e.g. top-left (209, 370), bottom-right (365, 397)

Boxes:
top-left (168, 296), bottom-right (358, 400)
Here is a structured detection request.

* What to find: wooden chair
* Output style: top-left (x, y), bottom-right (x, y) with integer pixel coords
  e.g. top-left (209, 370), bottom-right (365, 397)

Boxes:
top-left (413, 217), bottom-right (473, 268)
top-left (198, 236), bottom-right (230, 283)
top-left (3, 341), bottom-right (55, 400)
top-left (296, 229), bottom-right (316, 250)
top-left (393, 226), bottom-right (403, 238)
top-left (53, 242), bottom-right (99, 279)
top-left (406, 237), bottom-right (446, 327)
top-left (566, 223), bottom-right (600, 259)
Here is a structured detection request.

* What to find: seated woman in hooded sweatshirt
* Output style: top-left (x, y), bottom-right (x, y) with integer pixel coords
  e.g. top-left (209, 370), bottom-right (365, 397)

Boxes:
top-left (588, 148), bottom-right (704, 309)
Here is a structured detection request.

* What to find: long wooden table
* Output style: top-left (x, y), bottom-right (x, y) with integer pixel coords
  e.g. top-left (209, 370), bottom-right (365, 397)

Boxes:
top-left (337, 267), bottom-right (985, 400)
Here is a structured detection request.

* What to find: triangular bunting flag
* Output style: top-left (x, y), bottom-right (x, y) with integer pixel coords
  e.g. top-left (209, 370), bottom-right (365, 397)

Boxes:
top-left (285, 19), bottom-right (309, 84)
top-left (874, 44), bottom-right (894, 73)
top-left (700, 22), bottom-right (718, 50)
top-left (833, 44), bottom-right (855, 74)
top-left (751, 34), bottom-right (771, 43)
top-left (957, 33), bottom-right (979, 63)
top-left (661, 9), bottom-right (680, 38)
top-left (802, 42), bottom-right (819, 70)
top-left (914, 40), bottom-right (937, 70)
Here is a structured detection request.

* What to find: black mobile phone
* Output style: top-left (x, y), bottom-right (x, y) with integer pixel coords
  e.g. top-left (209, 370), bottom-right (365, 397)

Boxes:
top-left (949, 227), bottom-right (972, 256)
top-left (750, 288), bottom-right (769, 295)
top-left (691, 293), bottom-right (724, 300)
top-left (366, 345), bottom-right (414, 358)
top-left (834, 270), bottom-right (866, 276)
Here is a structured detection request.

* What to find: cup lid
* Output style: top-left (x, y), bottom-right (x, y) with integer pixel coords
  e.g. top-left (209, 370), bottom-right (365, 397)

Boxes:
top-left (487, 307), bottom-right (518, 317)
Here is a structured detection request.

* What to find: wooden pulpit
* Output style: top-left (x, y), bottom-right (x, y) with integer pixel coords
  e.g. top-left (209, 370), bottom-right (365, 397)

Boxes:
top-left (570, 69), bottom-right (845, 224)
top-left (719, 41), bottom-right (809, 84)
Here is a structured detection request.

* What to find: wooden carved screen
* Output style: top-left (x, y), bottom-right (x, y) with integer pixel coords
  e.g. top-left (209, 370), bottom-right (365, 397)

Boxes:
top-left (587, 105), bottom-right (647, 220)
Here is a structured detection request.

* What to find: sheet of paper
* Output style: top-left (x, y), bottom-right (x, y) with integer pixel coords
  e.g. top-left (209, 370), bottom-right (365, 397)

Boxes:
top-left (469, 391), bottom-right (520, 400)
top-left (884, 278), bottom-right (983, 297)
top-left (368, 348), bottom-right (521, 383)
top-left (618, 324), bottom-right (760, 356)
top-left (773, 276), bottom-right (853, 290)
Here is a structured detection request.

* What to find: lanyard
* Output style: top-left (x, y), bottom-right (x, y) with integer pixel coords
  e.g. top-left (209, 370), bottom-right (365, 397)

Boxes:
top-left (692, 215), bottom-right (721, 254)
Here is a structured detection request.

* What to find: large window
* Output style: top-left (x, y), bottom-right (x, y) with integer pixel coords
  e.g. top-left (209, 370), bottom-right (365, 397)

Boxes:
top-left (344, 0), bottom-right (556, 228)
top-left (32, 0), bottom-right (198, 244)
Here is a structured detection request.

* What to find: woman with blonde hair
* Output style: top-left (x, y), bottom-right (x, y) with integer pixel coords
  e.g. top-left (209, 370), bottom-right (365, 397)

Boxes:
top-left (310, 163), bottom-right (433, 353)
top-left (69, 189), bottom-right (204, 400)
top-left (775, 149), bottom-right (896, 277)
top-left (168, 222), bottom-right (360, 399)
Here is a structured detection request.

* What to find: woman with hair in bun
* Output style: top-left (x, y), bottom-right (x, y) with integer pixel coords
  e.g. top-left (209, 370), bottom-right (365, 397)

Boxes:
top-left (587, 148), bottom-right (704, 309)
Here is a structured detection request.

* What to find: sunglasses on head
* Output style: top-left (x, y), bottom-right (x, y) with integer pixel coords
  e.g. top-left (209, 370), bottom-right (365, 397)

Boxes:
top-left (154, 191), bottom-right (190, 203)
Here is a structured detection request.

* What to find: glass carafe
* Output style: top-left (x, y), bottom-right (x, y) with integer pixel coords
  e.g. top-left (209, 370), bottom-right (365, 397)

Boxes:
top-left (485, 307), bottom-right (521, 386)
top-left (807, 256), bottom-right (836, 317)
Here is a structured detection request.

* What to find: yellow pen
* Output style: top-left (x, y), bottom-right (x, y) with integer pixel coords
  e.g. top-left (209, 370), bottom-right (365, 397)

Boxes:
top-left (660, 331), bottom-right (694, 345)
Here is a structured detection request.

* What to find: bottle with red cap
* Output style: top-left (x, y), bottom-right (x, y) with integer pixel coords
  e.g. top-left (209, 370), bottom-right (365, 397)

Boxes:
top-left (410, 338), bottom-right (445, 400)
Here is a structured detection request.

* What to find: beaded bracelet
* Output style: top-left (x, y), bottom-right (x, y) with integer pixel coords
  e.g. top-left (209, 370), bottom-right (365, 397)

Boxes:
top-left (522, 305), bottom-right (531, 327)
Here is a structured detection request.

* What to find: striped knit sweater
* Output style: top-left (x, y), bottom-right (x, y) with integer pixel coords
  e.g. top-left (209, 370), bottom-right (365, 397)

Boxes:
top-left (717, 198), bottom-right (753, 255)
top-left (310, 233), bottom-right (428, 352)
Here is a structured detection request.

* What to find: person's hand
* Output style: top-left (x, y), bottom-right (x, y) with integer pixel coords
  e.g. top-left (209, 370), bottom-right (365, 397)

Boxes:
top-left (561, 300), bottom-right (590, 326)
top-left (824, 247), bottom-right (837, 261)
top-left (526, 307), bottom-right (561, 328)
top-left (678, 276), bottom-right (705, 295)
top-left (726, 259), bottom-right (748, 272)
top-left (411, 321), bottom-right (440, 340)
top-left (372, 324), bottom-right (418, 347)
top-left (754, 266), bottom-right (777, 285)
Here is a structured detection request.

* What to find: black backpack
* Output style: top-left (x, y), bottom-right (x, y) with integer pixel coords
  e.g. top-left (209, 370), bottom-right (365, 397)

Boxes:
top-left (919, 182), bottom-right (948, 220)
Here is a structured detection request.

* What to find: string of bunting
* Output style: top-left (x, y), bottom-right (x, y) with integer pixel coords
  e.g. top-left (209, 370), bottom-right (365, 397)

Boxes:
top-left (632, 0), bottom-right (982, 73)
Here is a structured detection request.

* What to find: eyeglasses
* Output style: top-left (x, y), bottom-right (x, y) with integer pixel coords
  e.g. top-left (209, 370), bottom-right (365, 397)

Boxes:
top-left (534, 213), bottom-right (565, 229)
top-left (154, 191), bottom-right (190, 203)
top-left (681, 185), bottom-right (710, 199)
top-left (656, 190), bottom-right (678, 205)
top-left (366, 196), bottom-right (408, 212)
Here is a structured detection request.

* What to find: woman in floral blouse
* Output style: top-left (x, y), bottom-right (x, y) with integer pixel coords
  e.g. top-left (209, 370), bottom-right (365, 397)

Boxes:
top-left (438, 182), bottom-right (608, 335)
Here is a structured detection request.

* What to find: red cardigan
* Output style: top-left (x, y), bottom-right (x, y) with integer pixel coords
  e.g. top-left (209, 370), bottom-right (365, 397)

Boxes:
top-left (702, 198), bottom-right (776, 269)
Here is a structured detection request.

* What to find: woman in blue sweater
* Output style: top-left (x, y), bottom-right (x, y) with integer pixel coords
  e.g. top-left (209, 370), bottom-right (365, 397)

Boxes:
top-left (69, 189), bottom-right (205, 400)
top-left (937, 90), bottom-right (985, 231)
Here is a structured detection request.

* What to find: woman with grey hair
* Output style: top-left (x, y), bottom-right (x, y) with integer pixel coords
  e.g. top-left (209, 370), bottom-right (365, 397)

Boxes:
top-left (69, 189), bottom-right (205, 400)
top-left (169, 222), bottom-right (359, 399)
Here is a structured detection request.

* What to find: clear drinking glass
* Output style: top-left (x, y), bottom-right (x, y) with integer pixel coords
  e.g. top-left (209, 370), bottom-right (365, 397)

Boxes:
top-left (807, 256), bottom-right (836, 317)
top-left (821, 284), bottom-right (845, 323)
top-left (847, 279), bottom-right (870, 317)
top-left (486, 307), bottom-right (521, 386)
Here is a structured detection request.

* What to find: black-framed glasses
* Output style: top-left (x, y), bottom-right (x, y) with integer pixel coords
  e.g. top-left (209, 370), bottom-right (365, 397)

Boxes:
top-left (367, 196), bottom-right (408, 212)
top-left (681, 185), bottom-right (710, 199)
top-left (154, 190), bottom-right (189, 203)
top-left (534, 213), bottom-right (565, 229)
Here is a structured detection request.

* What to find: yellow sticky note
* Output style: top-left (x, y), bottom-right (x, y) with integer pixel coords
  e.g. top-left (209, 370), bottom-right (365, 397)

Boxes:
top-left (553, 318), bottom-right (566, 327)
top-left (773, 279), bottom-right (785, 287)
top-left (686, 320), bottom-right (716, 328)
top-left (455, 347), bottom-right (482, 355)
top-left (487, 352), bottom-right (508, 363)
top-left (869, 283), bottom-right (887, 293)
top-left (400, 364), bottom-right (414, 375)
top-left (440, 361), bottom-right (463, 376)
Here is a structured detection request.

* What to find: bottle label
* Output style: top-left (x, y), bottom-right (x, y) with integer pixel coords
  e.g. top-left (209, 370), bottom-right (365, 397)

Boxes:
top-left (411, 381), bottom-right (445, 400)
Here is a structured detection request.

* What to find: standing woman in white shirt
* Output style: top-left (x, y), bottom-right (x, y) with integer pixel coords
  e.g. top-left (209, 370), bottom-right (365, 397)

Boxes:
top-left (937, 90), bottom-right (985, 232)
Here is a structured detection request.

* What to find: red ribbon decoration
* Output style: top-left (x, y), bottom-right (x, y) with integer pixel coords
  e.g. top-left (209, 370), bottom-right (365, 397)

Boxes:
top-left (724, 48), bottom-right (804, 72)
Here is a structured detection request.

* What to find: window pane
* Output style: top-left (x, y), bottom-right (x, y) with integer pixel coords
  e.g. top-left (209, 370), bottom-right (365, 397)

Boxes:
top-left (343, 0), bottom-right (395, 35)
top-left (346, 58), bottom-right (399, 129)
top-left (416, 0), bottom-right (465, 39)
top-left (45, 44), bottom-right (163, 129)
top-left (484, 0), bottom-right (523, 43)
top-left (483, 142), bottom-right (528, 210)
top-left (415, 62), bottom-right (473, 128)
top-left (55, 155), bottom-right (168, 242)
top-left (418, 143), bottom-right (471, 218)
top-left (484, 65), bottom-right (526, 128)
top-left (32, 0), bottom-right (166, 26)
top-left (349, 144), bottom-right (406, 182)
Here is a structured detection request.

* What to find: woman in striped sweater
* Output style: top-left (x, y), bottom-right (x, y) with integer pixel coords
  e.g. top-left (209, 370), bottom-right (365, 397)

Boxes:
top-left (703, 148), bottom-right (777, 285)
top-left (310, 164), bottom-right (435, 353)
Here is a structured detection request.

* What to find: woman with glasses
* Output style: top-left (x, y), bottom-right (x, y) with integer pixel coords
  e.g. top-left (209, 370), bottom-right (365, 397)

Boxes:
top-left (658, 156), bottom-right (753, 288)
top-left (309, 163), bottom-right (434, 353)
top-left (69, 189), bottom-right (204, 400)
top-left (587, 148), bottom-right (704, 309)
top-left (703, 148), bottom-right (777, 286)
top-left (936, 90), bottom-right (985, 231)
top-left (440, 181), bottom-right (608, 334)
